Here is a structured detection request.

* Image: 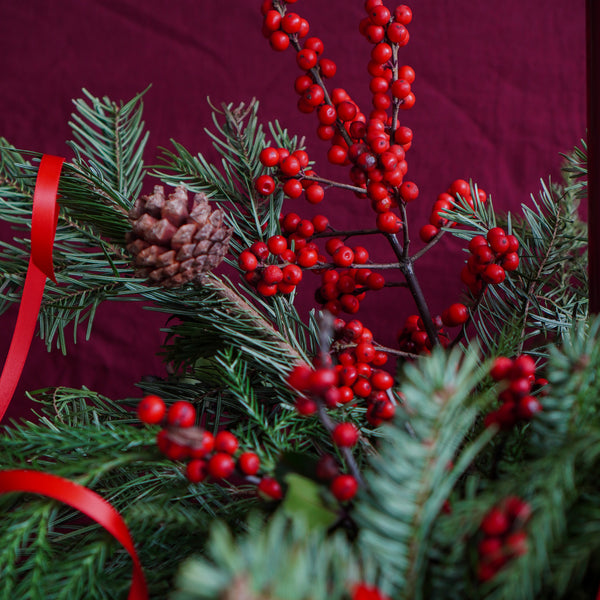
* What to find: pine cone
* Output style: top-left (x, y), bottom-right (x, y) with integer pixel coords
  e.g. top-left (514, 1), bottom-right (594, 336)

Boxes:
top-left (126, 185), bottom-right (232, 288)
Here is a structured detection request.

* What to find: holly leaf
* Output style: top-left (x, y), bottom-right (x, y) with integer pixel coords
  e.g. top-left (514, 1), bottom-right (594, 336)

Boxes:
top-left (281, 473), bottom-right (338, 531)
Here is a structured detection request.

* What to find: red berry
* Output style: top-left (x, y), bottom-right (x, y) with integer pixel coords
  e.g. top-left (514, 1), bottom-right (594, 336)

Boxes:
top-left (282, 263), bottom-right (303, 285)
top-left (370, 370), bottom-right (394, 390)
top-left (376, 211), bottom-right (402, 233)
top-left (505, 531), bottom-right (529, 557)
top-left (419, 224), bottom-right (439, 243)
top-left (238, 250), bottom-right (259, 272)
top-left (208, 452), bottom-right (236, 479)
top-left (167, 400), bottom-right (196, 428)
top-left (481, 507), bottom-right (510, 537)
top-left (309, 368), bottom-right (337, 394)
top-left (305, 183), bottom-right (325, 204)
top-left (490, 356), bottom-right (513, 381)
top-left (262, 265), bottom-right (284, 285)
top-left (332, 422), bottom-right (360, 447)
top-left (250, 241), bottom-right (269, 261)
top-left (319, 57), bottom-right (337, 78)
top-left (399, 64), bottom-right (415, 83)
top-left (259, 146), bottom-right (280, 167)
top-left (304, 36), bottom-right (324, 55)
top-left (482, 264), bottom-right (506, 285)
top-left (332, 246), bottom-right (355, 267)
top-left (328, 145), bottom-right (349, 166)
top-left (296, 396), bottom-right (318, 415)
top-left (238, 452), bottom-right (261, 476)
top-left (502, 252), bottom-right (520, 271)
top-left (296, 48), bottom-right (318, 70)
top-left (258, 477), bottom-right (283, 500)
top-left (189, 430), bottom-right (215, 458)
top-left (281, 12), bottom-right (302, 34)
top-left (267, 235), bottom-right (287, 256)
top-left (330, 474), bottom-right (358, 502)
top-left (269, 30), bottom-right (290, 51)
top-left (400, 181), bottom-right (419, 202)
top-left (371, 42), bottom-right (392, 64)
top-left (186, 459), bottom-right (208, 483)
top-left (214, 430), bottom-right (239, 455)
top-left (255, 174), bottom-right (276, 195)
top-left (137, 395), bottom-right (166, 424)
top-left (443, 303), bottom-right (469, 327)
top-left (312, 214), bottom-right (329, 232)
top-left (297, 246), bottom-right (319, 267)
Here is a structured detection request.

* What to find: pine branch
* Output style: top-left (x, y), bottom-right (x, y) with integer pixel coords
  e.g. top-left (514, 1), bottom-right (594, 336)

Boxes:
top-left (354, 347), bottom-right (497, 599)
top-left (0, 388), bottom-right (258, 599)
top-left (171, 512), bottom-right (357, 600)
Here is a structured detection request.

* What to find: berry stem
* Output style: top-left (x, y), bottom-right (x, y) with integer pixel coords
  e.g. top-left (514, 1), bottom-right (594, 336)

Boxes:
top-left (311, 228), bottom-right (381, 239)
top-left (411, 229), bottom-right (446, 262)
top-left (390, 44), bottom-right (401, 136)
top-left (385, 233), bottom-right (440, 347)
top-left (302, 174), bottom-right (367, 195)
top-left (288, 39), bottom-right (354, 148)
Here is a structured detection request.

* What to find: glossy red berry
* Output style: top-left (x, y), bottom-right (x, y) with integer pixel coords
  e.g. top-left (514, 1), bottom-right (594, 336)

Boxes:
top-left (137, 395), bottom-right (166, 424)
top-left (185, 459), bottom-right (208, 483)
top-left (269, 30), bottom-right (290, 51)
top-left (238, 452), bottom-right (261, 476)
top-left (282, 263), bottom-right (303, 285)
top-left (394, 4), bottom-right (413, 25)
top-left (214, 431), bottom-right (239, 455)
top-left (189, 430), bottom-right (215, 458)
top-left (319, 58), bottom-right (337, 78)
top-left (207, 452), bottom-right (236, 479)
top-left (482, 264), bottom-right (506, 285)
top-left (267, 235), bottom-right (288, 256)
top-left (296, 48), bottom-right (318, 70)
top-left (376, 211), bottom-right (402, 233)
top-left (238, 250), bottom-right (259, 272)
top-left (255, 174), bottom-right (276, 195)
top-left (305, 183), bottom-right (325, 204)
top-left (330, 474), bottom-right (358, 502)
top-left (332, 246), bottom-right (355, 267)
top-left (371, 42), bottom-right (392, 64)
top-left (167, 400), bottom-right (196, 428)
top-left (332, 422), bottom-right (360, 447)
top-left (258, 477), bottom-right (283, 500)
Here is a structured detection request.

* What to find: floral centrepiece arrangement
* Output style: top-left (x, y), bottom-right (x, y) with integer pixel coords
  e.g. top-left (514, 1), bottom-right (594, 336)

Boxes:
top-left (0, 1), bottom-right (596, 599)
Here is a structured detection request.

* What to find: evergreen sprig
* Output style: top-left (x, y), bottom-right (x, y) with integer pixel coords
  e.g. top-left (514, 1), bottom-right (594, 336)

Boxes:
top-left (354, 347), bottom-right (496, 599)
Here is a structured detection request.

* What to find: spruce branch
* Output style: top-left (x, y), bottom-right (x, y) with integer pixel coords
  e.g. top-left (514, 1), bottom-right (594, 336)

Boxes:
top-left (354, 347), bottom-right (496, 599)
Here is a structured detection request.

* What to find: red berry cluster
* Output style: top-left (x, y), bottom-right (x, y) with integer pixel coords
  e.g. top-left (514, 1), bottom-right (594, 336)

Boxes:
top-left (261, 0), bottom-right (417, 236)
top-left (137, 395), bottom-right (282, 499)
top-left (396, 314), bottom-right (450, 354)
top-left (262, 2), bottom-right (309, 52)
top-left (238, 237), bottom-right (306, 297)
top-left (419, 178), bottom-right (487, 243)
top-left (485, 355), bottom-right (545, 429)
top-left (256, 145), bottom-right (326, 204)
top-left (314, 241), bottom-right (385, 316)
top-left (477, 497), bottom-right (532, 582)
top-left (461, 227), bottom-right (520, 296)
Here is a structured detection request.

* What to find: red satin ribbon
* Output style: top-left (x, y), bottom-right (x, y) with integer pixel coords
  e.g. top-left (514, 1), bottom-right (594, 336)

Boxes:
top-left (0, 154), bottom-right (64, 421)
top-left (0, 469), bottom-right (148, 599)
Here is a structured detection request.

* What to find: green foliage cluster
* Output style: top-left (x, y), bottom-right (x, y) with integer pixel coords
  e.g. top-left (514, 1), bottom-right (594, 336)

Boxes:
top-left (0, 89), bottom-right (598, 600)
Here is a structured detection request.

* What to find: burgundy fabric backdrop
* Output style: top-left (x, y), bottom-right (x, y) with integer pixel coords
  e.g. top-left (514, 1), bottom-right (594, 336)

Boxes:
top-left (0, 1), bottom-right (586, 421)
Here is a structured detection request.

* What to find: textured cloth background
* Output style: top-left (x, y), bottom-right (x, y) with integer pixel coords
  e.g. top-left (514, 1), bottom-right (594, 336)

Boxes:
top-left (0, 1), bottom-right (586, 420)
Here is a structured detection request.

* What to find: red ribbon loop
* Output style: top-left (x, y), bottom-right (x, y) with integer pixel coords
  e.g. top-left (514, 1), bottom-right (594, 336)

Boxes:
top-left (0, 154), bottom-right (64, 421)
top-left (0, 469), bottom-right (148, 599)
